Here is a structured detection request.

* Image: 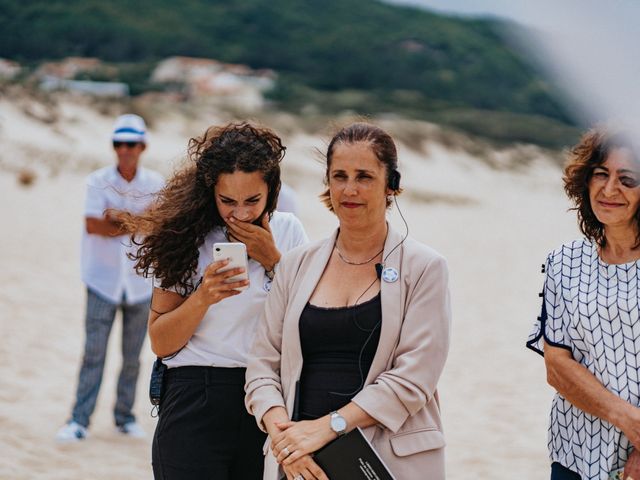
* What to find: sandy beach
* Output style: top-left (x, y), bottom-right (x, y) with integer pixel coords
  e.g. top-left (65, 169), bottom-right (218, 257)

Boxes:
top-left (0, 94), bottom-right (581, 479)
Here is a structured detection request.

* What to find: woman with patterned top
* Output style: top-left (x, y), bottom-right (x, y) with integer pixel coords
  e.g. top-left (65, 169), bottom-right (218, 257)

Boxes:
top-left (527, 128), bottom-right (640, 480)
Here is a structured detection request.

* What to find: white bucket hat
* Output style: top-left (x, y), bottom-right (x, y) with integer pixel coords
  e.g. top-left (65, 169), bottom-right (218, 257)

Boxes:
top-left (112, 114), bottom-right (147, 143)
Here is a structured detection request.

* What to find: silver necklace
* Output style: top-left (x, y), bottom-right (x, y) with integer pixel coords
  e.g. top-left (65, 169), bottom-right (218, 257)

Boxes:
top-left (334, 243), bottom-right (384, 266)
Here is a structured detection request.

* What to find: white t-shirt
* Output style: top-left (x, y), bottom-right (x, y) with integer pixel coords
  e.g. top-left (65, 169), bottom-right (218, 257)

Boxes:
top-left (81, 165), bottom-right (165, 304)
top-left (159, 211), bottom-right (308, 368)
top-left (276, 182), bottom-right (298, 216)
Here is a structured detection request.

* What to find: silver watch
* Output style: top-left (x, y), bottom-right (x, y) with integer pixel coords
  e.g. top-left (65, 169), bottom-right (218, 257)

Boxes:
top-left (265, 262), bottom-right (278, 280)
top-left (329, 411), bottom-right (347, 436)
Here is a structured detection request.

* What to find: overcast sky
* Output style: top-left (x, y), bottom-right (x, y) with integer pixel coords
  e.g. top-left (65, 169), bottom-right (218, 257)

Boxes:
top-left (386, 0), bottom-right (640, 132)
top-left (385, 0), bottom-right (639, 33)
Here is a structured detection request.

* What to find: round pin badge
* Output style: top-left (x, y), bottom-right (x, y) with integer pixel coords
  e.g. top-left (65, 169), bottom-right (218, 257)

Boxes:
top-left (381, 267), bottom-right (399, 283)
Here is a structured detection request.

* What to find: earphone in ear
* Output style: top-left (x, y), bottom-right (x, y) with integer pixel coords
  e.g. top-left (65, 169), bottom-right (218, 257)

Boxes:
top-left (388, 169), bottom-right (401, 191)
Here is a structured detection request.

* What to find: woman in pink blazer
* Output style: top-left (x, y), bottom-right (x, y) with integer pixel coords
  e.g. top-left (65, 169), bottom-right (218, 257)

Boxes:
top-left (245, 123), bottom-right (451, 480)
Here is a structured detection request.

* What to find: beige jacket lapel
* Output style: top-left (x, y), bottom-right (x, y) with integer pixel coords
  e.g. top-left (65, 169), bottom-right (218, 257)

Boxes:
top-left (360, 225), bottom-right (405, 442)
top-left (366, 225), bottom-right (405, 384)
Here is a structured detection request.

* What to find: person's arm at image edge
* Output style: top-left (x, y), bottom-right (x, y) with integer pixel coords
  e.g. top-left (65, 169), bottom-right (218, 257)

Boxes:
top-left (544, 342), bottom-right (640, 448)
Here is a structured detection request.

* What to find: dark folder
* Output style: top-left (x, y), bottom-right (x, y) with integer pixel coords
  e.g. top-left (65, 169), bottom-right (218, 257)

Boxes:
top-left (312, 427), bottom-right (396, 480)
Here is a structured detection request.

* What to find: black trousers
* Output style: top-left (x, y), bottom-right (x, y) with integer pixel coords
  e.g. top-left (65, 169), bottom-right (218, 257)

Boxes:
top-left (152, 366), bottom-right (266, 480)
top-left (551, 462), bottom-right (581, 480)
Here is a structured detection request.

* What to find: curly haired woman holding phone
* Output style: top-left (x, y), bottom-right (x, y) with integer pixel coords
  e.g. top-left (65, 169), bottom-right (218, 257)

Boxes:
top-left (124, 122), bottom-right (308, 479)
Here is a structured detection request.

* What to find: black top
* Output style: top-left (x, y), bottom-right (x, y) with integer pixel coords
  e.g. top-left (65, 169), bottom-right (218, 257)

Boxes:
top-left (297, 292), bottom-right (382, 420)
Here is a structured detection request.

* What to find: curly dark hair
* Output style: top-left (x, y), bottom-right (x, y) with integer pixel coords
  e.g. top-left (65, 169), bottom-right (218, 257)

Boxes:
top-left (122, 122), bottom-right (285, 296)
top-left (564, 127), bottom-right (640, 248)
top-left (319, 122), bottom-right (403, 212)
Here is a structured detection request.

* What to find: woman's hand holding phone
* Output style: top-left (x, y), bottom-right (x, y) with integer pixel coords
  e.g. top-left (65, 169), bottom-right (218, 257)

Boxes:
top-left (195, 259), bottom-right (249, 306)
top-left (226, 215), bottom-right (281, 271)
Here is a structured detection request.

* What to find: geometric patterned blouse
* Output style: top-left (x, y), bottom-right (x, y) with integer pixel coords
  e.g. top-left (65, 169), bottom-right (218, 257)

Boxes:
top-left (527, 238), bottom-right (640, 479)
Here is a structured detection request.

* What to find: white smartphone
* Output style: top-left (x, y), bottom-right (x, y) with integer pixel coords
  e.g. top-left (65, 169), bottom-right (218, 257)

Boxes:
top-left (213, 242), bottom-right (249, 291)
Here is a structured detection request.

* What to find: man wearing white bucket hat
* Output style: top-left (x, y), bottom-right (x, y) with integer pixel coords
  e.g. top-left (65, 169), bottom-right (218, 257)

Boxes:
top-left (56, 114), bottom-right (164, 442)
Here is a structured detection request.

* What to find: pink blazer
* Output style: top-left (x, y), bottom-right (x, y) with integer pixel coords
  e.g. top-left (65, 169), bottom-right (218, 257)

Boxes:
top-left (245, 225), bottom-right (451, 479)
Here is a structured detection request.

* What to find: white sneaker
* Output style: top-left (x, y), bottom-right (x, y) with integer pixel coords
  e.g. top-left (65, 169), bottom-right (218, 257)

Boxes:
top-left (55, 421), bottom-right (88, 442)
top-left (116, 421), bottom-right (146, 438)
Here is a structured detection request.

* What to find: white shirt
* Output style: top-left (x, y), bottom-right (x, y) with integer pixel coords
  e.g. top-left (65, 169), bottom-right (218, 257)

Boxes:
top-left (276, 183), bottom-right (298, 216)
top-left (527, 238), bottom-right (640, 478)
top-left (160, 212), bottom-right (308, 368)
top-left (81, 165), bottom-right (164, 304)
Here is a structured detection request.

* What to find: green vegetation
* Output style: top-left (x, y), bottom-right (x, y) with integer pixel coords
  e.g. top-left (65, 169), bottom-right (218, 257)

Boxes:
top-left (0, 0), bottom-right (579, 146)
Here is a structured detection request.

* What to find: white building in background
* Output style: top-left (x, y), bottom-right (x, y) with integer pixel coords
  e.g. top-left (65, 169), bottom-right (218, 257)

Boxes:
top-left (33, 57), bottom-right (128, 98)
top-left (151, 56), bottom-right (275, 110)
top-left (39, 76), bottom-right (129, 97)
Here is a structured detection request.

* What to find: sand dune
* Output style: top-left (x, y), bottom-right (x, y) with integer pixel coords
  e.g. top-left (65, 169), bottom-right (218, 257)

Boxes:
top-left (0, 94), bottom-right (580, 479)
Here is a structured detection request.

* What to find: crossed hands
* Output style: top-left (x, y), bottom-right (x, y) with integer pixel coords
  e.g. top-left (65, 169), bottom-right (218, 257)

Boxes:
top-left (270, 419), bottom-right (333, 480)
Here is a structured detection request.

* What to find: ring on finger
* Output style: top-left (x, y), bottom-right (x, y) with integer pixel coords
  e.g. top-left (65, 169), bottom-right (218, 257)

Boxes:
top-left (293, 475), bottom-right (304, 480)
top-left (282, 446), bottom-right (291, 457)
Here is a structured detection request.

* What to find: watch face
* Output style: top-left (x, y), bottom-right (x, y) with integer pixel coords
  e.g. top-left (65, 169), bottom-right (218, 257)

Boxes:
top-left (331, 415), bottom-right (347, 432)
